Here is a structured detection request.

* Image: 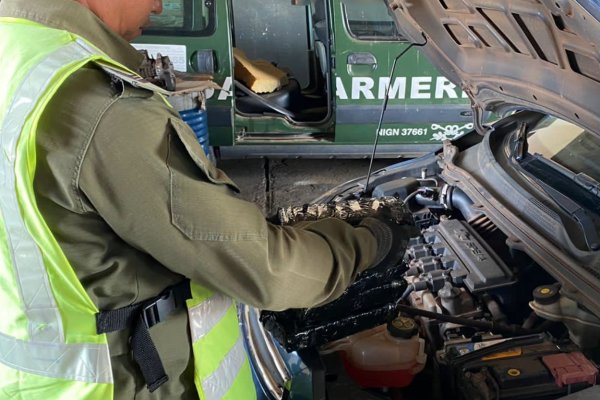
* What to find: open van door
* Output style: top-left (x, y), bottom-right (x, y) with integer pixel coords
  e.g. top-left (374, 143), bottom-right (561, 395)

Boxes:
top-left (135, 0), bottom-right (237, 148)
top-left (229, 0), bottom-right (333, 148)
top-left (331, 0), bottom-right (474, 156)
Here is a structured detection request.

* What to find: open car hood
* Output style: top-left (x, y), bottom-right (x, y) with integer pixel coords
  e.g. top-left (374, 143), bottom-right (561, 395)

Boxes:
top-left (386, 0), bottom-right (600, 136)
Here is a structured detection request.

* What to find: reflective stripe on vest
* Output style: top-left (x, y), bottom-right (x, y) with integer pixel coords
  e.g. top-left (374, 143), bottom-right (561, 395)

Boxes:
top-left (0, 19), bottom-right (115, 396)
top-left (187, 285), bottom-right (257, 400)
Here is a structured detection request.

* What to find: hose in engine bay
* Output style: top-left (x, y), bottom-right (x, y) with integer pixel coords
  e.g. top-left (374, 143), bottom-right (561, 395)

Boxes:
top-left (393, 303), bottom-right (541, 337)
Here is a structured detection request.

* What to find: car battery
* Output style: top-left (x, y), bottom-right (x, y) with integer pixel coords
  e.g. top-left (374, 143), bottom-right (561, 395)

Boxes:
top-left (446, 335), bottom-right (598, 400)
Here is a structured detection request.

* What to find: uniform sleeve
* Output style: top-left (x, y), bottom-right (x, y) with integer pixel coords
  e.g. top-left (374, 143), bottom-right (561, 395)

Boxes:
top-left (79, 91), bottom-right (378, 311)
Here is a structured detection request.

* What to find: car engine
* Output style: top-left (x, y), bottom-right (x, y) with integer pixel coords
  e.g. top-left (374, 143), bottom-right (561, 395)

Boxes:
top-left (256, 170), bottom-right (600, 400)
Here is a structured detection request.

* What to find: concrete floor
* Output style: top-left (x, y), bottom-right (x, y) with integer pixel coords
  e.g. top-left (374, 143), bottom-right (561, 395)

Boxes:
top-left (218, 158), bottom-right (395, 216)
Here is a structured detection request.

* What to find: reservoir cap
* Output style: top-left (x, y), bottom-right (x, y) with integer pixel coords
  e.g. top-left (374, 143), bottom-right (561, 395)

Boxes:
top-left (387, 316), bottom-right (419, 339)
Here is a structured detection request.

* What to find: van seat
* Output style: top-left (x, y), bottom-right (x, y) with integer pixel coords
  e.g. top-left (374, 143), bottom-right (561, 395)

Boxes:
top-left (236, 78), bottom-right (301, 115)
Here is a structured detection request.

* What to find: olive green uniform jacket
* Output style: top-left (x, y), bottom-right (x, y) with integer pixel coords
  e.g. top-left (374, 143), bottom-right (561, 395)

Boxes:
top-left (0, 0), bottom-right (379, 398)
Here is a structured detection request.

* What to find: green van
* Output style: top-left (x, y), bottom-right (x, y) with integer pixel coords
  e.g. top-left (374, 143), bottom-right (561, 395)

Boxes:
top-left (134, 0), bottom-right (475, 158)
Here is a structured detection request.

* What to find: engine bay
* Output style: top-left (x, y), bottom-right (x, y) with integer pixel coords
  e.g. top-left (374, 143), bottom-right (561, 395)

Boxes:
top-left (256, 167), bottom-right (600, 400)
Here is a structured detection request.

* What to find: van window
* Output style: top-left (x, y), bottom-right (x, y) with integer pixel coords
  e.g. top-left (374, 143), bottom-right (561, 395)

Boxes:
top-left (342, 0), bottom-right (404, 41)
top-left (145, 0), bottom-right (215, 36)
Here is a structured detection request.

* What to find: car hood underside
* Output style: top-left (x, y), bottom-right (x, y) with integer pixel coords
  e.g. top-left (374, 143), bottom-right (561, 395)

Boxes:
top-left (386, 0), bottom-right (600, 136)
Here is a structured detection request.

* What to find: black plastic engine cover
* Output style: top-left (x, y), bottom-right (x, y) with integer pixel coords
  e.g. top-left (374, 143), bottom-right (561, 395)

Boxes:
top-left (261, 264), bottom-right (408, 351)
top-left (408, 219), bottom-right (515, 293)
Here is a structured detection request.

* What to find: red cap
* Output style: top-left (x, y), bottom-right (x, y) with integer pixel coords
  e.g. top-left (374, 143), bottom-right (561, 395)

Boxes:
top-left (542, 352), bottom-right (598, 387)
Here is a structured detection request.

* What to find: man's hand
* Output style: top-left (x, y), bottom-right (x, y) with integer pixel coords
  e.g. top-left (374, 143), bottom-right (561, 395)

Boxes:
top-left (359, 206), bottom-right (418, 271)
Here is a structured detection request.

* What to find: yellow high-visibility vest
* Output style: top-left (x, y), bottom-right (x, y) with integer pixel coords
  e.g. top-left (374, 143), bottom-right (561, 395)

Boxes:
top-left (0, 17), bottom-right (256, 400)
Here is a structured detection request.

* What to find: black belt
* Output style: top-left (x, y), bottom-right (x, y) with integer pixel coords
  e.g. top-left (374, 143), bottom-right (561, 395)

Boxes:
top-left (96, 279), bottom-right (192, 392)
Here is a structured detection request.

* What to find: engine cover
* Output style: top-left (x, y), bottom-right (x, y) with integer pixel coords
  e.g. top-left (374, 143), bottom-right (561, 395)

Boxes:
top-left (407, 219), bottom-right (515, 293)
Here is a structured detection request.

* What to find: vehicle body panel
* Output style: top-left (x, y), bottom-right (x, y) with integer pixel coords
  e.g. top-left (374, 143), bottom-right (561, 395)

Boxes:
top-left (332, 0), bottom-right (473, 145)
top-left (135, 0), bottom-right (474, 157)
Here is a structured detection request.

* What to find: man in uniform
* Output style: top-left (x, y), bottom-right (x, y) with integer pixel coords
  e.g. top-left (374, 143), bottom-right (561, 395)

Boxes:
top-left (0, 0), bottom-right (406, 398)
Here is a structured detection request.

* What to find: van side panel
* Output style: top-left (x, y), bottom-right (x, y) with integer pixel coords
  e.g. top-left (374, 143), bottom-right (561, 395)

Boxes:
top-left (331, 0), bottom-right (474, 145)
